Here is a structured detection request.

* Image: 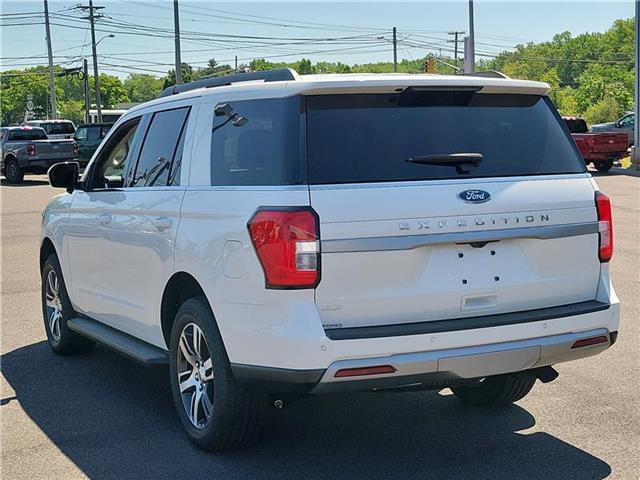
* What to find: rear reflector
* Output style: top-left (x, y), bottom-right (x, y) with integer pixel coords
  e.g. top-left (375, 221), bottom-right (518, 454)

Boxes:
top-left (571, 335), bottom-right (608, 349)
top-left (334, 365), bottom-right (396, 378)
top-left (248, 207), bottom-right (320, 289)
top-left (595, 191), bottom-right (613, 262)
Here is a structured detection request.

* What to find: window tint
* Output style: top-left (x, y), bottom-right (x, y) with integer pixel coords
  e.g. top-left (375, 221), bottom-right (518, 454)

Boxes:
top-left (306, 93), bottom-right (585, 184)
top-left (619, 114), bottom-right (634, 127)
top-left (131, 107), bottom-right (189, 187)
top-left (39, 122), bottom-right (75, 135)
top-left (563, 118), bottom-right (588, 134)
top-left (86, 126), bottom-right (101, 141)
top-left (211, 97), bottom-right (301, 186)
top-left (9, 128), bottom-right (48, 141)
top-left (91, 118), bottom-right (140, 189)
top-left (74, 127), bottom-right (87, 140)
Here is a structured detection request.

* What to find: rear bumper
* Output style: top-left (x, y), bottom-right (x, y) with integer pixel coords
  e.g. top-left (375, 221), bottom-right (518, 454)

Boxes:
top-left (229, 300), bottom-right (619, 394)
top-left (311, 327), bottom-right (614, 393)
top-left (232, 327), bottom-right (616, 394)
top-left (22, 157), bottom-right (76, 169)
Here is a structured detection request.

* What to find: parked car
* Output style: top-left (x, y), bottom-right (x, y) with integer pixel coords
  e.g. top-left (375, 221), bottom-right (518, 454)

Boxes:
top-left (41, 69), bottom-right (619, 452)
top-left (590, 112), bottom-right (634, 146)
top-left (1, 126), bottom-right (76, 183)
top-left (563, 116), bottom-right (628, 172)
top-left (24, 119), bottom-right (76, 140)
top-left (73, 123), bottom-right (112, 164)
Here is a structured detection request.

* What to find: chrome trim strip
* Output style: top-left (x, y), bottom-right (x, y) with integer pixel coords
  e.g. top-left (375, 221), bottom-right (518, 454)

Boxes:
top-left (321, 222), bottom-right (599, 253)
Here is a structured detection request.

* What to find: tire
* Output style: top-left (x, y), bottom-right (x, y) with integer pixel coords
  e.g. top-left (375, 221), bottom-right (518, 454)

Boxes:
top-left (4, 158), bottom-right (24, 184)
top-left (594, 160), bottom-right (614, 172)
top-left (451, 372), bottom-right (537, 407)
top-left (41, 253), bottom-right (95, 355)
top-left (169, 296), bottom-right (264, 452)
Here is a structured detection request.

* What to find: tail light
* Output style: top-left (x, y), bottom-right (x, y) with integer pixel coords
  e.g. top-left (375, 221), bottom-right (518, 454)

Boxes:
top-left (595, 191), bottom-right (613, 262)
top-left (26, 144), bottom-right (36, 156)
top-left (248, 207), bottom-right (320, 288)
top-left (73, 141), bottom-right (79, 155)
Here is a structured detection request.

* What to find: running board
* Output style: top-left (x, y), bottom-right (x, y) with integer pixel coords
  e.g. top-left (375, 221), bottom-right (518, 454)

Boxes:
top-left (67, 317), bottom-right (169, 366)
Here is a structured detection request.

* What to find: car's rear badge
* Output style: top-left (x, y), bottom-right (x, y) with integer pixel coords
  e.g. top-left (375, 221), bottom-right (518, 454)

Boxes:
top-left (458, 189), bottom-right (492, 204)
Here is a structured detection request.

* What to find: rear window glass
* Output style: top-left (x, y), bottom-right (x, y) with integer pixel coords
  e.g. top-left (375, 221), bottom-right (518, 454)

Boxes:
top-left (210, 97), bottom-right (302, 186)
top-left (39, 122), bottom-right (75, 135)
top-left (8, 128), bottom-right (48, 141)
top-left (306, 92), bottom-right (585, 184)
top-left (564, 118), bottom-right (588, 134)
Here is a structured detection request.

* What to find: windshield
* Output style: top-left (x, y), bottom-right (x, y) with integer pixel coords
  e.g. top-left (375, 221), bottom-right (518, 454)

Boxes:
top-left (8, 128), bottom-right (48, 141)
top-left (306, 92), bottom-right (585, 184)
top-left (39, 122), bottom-right (75, 135)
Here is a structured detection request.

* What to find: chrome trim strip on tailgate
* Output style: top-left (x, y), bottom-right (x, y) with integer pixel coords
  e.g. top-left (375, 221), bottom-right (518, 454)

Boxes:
top-left (321, 222), bottom-right (599, 253)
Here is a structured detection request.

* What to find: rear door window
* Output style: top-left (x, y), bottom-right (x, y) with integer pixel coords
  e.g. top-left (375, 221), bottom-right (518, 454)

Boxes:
top-left (210, 97), bottom-right (302, 186)
top-left (130, 107), bottom-right (190, 187)
top-left (306, 92), bottom-right (585, 184)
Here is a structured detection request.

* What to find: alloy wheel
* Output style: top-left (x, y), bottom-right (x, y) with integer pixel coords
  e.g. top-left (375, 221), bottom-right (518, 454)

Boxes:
top-left (177, 323), bottom-right (214, 429)
top-left (44, 269), bottom-right (62, 341)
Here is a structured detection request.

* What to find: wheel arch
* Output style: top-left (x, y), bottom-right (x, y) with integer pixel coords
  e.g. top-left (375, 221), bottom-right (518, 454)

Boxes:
top-left (160, 271), bottom-right (211, 349)
top-left (40, 237), bottom-right (57, 271)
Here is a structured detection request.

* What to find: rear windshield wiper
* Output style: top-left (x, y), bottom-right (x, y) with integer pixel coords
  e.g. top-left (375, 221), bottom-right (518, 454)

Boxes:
top-left (406, 153), bottom-right (483, 174)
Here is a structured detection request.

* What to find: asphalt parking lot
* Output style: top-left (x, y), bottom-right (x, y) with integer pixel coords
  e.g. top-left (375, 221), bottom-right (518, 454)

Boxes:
top-left (1, 171), bottom-right (638, 480)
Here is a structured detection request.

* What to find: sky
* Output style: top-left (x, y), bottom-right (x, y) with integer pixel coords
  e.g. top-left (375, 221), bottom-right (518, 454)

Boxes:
top-left (0, 1), bottom-right (635, 79)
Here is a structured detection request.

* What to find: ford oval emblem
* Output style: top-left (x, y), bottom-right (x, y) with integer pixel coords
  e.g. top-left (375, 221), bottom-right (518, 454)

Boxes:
top-left (458, 189), bottom-right (492, 204)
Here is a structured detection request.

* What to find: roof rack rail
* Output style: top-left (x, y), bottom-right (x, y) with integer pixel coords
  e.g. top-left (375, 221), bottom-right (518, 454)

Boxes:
top-left (460, 71), bottom-right (510, 79)
top-left (159, 68), bottom-right (299, 98)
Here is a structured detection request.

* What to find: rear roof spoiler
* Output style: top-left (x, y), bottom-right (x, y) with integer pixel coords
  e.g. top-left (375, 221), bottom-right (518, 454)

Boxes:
top-left (159, 68), bottom-right (299, 98)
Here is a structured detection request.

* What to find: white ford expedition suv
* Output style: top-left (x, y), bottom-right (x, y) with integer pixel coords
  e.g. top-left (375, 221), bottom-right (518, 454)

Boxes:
top-left (41, 69), bottom-right (619, 451)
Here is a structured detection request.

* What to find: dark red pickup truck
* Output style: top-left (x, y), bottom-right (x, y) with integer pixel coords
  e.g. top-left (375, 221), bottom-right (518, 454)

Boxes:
top-left (563, 117), bottom-right (628, 172)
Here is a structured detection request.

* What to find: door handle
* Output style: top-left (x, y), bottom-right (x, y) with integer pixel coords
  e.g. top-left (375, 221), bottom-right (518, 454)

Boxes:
top-left (151, 216), bottom-right (172, 231)
top-left (97, 213), bottom-right (112, 225)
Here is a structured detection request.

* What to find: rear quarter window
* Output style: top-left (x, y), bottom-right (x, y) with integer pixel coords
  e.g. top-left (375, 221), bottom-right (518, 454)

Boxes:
top-left (210, 97), bottom-right (302, 186)
top-left (306, 92), bottom-right (586, 184)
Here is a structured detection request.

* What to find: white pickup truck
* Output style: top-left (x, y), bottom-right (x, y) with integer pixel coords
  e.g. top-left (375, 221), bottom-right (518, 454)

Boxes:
top-left (40, 69), bottom-right (619, 452)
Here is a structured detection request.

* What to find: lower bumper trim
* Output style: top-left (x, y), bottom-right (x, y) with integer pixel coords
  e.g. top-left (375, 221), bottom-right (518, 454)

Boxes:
top-left (312, 328), bottom-right (613, 394)
top-left (231, 364), bottom-right (325, 394)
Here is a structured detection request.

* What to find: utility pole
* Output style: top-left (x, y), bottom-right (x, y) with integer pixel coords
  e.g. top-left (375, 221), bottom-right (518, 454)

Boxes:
top-left (447, 31), bottom-right (465, 62)
top-left (235, 55), bottom-right (238, 73)
top-left (392, 27), bottom-right (398, 72)
top-left (633, 0), bottom-right (639, 169)
top-left (174, 0), bottom-right (182, 84)
top-left (77, 1), bottom-right (105, 123)
top-left (43, 0), bottom-right (57, 119)
top-left (467, 0), bottom-right (476, 72)
top-left (83, 59), bottom-right (90, 123)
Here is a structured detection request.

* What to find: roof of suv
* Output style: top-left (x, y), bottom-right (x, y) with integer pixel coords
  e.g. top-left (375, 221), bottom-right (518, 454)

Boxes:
top-left (127, 71), bottom-right (550, 116)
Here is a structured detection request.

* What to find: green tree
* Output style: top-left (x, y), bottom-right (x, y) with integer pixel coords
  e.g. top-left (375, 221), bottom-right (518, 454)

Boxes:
top-left (97, 74), bottom-right (129, 108)
top-left (123, 74), bottom-right (164, 102)
top-left (58, 100), bottom-right (86, 125)
top-left (163, 63), bottom-right (193, 89)
top-left (583, 97), bottom-right (622, 125)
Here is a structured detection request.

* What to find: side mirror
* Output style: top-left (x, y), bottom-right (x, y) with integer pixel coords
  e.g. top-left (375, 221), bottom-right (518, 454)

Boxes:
top-left (615, 121), bottom-right (621, 128)
top-left (48, 161), bottom-right (79, 193)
